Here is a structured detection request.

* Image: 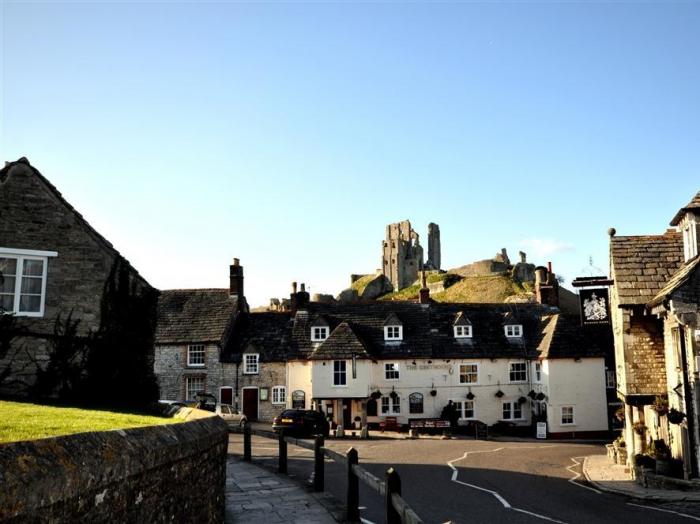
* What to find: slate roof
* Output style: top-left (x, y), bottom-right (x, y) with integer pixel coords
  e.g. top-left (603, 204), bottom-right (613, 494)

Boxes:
top-left (219, 301), bottom-right (607, 362)
top-left (670, 191), bottom-right (700, 226)
top-left (610, 230), bottom-right (684, 305)
top-left (156, 289), bottom-right (237, 345)
top-left (649, 256), bottom-right (700, 307)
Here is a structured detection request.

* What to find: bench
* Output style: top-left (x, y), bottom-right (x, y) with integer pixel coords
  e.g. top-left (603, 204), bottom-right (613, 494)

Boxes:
top-left (379, 416), bottom-right (401, 432)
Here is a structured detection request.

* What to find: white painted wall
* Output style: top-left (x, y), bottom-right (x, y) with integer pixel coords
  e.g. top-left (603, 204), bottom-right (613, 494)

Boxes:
top-left (545, 358), bottom-right (608, 434)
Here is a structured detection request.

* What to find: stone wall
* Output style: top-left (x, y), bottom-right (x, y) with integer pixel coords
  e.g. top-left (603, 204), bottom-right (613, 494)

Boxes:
top-left (239, 361), bottom-right (287, 421)
top-left (0, 409), bottom-right (229, 523)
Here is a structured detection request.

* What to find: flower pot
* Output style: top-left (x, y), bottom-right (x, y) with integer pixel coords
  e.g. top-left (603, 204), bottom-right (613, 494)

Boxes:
top-left (495, 390), bottom-right (504, 398)
top-left (656, 458), bottom-right (671, 476)
top-left (430, 390), bottom-right (437, 397)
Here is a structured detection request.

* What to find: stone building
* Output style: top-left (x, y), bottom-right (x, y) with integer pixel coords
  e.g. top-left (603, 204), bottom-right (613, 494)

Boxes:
top-left (381, 220), bottom-right (441, 290)
top-left (0, 158), bottom-right (153, 394)
top-left (609, 190), bottom-right (700, 478)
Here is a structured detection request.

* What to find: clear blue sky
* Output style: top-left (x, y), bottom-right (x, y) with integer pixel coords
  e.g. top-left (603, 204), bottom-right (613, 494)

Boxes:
top-left (2, 1), bottom-right (698, 307)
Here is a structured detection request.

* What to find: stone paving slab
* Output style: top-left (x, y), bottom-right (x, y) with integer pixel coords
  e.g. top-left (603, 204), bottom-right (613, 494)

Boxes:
top-left (584, 454), bottom-right (700, 502)
top-left (225, 456), bottom-right (341, 523)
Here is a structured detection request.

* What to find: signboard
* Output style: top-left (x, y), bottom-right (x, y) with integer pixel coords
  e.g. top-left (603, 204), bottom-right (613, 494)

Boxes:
top-left (536, 422), bottom-right (547, 439)
top-left (578, 287), bottom-right (610, 326)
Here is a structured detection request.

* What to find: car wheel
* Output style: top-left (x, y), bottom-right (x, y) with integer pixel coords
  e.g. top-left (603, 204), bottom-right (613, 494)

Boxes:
top-left (239, 418), bottom-right (247, 427)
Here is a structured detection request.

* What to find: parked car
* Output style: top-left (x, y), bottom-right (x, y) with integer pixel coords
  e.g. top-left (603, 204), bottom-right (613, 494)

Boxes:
top-left (192, 393), bottom-right (247, 427)
top-left (272, 409), bottom-right (329, 437)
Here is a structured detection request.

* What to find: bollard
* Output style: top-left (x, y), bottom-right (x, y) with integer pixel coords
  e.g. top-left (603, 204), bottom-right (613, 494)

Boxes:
top-left (386, 467), bottom-right (401, 524)
top-left (243, 423), bottom-right (251, 461)
top-left (346, 448), bottom-right (360, 522)
top-left (314, 435), bottom-right (325, 492)
top-left (278, 429), bottom-right (287, 474)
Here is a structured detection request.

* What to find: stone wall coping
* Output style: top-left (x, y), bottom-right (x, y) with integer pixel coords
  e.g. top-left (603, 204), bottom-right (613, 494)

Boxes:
top-left (0, 408), bottom-right (228, 520)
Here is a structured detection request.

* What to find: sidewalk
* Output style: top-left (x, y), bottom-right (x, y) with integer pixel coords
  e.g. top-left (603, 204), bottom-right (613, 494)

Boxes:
top-left (225, 456), bottom-right (342, 524)
top-left (583, 454), bottom-right (700, 502)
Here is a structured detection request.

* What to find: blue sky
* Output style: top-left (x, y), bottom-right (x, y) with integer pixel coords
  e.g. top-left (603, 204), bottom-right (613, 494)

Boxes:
top-left (2, 1), bottom-right (698, 307)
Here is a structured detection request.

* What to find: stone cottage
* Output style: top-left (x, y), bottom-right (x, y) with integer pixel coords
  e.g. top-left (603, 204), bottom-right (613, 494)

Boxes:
top-left (610, 190), bottom-right (700, 478)
top-left (0, 157), bottom-right (153, 394)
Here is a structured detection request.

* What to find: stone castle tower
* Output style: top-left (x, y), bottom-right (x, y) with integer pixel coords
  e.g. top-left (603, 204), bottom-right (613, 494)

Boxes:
top-left (381, 220), bottom-right (441, 290)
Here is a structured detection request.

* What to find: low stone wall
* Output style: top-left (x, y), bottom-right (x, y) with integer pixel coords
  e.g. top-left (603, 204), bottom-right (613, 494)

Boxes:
top-left (0, 408), bottom-right (229, 523)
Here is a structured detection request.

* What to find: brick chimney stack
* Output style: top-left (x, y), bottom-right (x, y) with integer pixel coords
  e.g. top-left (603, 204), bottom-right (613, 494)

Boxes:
top-left (535, 262), bottom-right (559, 307)
top-left (290, 281), bottom-right (310, 316)
top-left (419, 270), bottom-right (430, 305)
top-left (229, 258), bottom-right (244, 307)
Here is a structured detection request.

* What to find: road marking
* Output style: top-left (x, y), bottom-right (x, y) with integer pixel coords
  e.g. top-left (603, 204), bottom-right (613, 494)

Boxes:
top-left (447, 448), bottom-right (568, 523)
top-left (628, 503), bottom-right (700, 521)
top-left (360, 518), bottom-right (376, 524)
top-left (566, 457), bottom-right (602, 494)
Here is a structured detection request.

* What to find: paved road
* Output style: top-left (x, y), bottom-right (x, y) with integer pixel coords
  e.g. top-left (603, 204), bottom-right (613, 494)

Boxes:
top-left (229, 434), bottom-right (700, 523)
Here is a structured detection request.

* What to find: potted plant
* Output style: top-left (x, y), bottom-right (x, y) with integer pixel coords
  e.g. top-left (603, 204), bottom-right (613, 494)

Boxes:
top-left (430, 390), bottom-right (437, 397)
top-left (652, 396), bottom-right (669, 416)
top-left (370, 390), bottom-right (382, 400)
top-left (651, 439), bottom-right (671, 476)
top-left (615, 406), bottom-right (625, 422)
top-left (495, 390), bottom-right (504, 398)
top-left (668, 408), bottom-right (686, 425)
top-left (535, 392), bottom-right (546, 401)
top-left (466, 392), bottom-right (475, 400)
top-left (528, 390), bottom-right (537, 399)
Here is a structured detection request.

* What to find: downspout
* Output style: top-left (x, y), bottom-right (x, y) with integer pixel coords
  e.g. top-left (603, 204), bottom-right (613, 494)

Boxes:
top-left (679, 325), bottom-right (699, 478)
top-left (235, 359), bottom-right (241, 412)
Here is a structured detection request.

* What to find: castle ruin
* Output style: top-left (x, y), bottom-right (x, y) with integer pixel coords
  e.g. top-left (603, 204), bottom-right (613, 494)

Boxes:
top-left (381, 220), bottom-right (441, 290)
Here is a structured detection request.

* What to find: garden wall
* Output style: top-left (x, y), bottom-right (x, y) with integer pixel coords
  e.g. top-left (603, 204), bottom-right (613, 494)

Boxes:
top-left (0, 409), bottom-right (229, 523)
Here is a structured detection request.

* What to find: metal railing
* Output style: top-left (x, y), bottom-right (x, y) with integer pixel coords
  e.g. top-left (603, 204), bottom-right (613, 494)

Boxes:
top-left (234, 425), bottom-right (424, 524)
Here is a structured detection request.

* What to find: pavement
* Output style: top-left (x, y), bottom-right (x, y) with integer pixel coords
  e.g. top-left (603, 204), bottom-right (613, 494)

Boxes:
top-left (583, 454), bottom-right (700, 502)
top-left (225, 456), bottom-right (342, 523)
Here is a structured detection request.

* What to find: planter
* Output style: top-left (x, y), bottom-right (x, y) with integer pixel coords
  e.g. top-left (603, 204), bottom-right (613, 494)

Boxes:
top-left (668, 408), bottom-right (686, 425)
top-left (430, 390), bottom-right (437, 397)
top-left (617, 447), bottom-right (628, 466)
top-left (495, 390), bottom-right (504, 398)
top-left (466, 392), bottom-right (475, 400)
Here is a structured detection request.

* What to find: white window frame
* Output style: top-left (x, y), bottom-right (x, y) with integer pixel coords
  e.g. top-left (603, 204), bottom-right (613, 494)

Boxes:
top-left (186, 376), bottom-right (206, 400)
top-left (459, 363), bottom-right (479, 384)
top-left (381, 395), bottom-right (401, 415)
top-left (561, 405), bottom-right (575, 425)
top-left (384, 325), bottom-right (403, 341)
top-left (502, 401), bottom-right (524, 420)
top-left (385, 362), bottom-right (400, 380)
top-left (333, 360), bottom-right (347, 386)
top-left (606, 369), bottom-right (616, 389)
top-left (453, 400), bottom-right (475, 420)
top-left (187, 344), bottom-right (206, 367)
top-left (311, 326), bottom-right (329, 342)
top-left (509, 362), bottom-right (527, 383)
top-left (454, 325), bottom-right (472, 338)
top-left (243, 354), bottom-right (259, 374)
top-left (505, 324), bottom-right (523, 338)
top-left (272, 386), bottom-right (286, 405)
top-left (533, 362), bottom-right (542, 383)
top-left (0, 248), bottom-right (57, 317)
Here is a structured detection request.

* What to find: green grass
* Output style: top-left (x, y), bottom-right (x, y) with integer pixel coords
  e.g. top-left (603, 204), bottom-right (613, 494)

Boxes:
top-left (350, 274), bottom-right (376, 296)
top-left (379, 284), bottom-right (421, 301)
top-left (0, 400), bottom-right (178, 444)
top-left (431, 274), bottom-right (534, 303)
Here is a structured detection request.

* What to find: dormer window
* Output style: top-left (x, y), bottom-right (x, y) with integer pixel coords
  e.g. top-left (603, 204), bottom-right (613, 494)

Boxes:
top-left (454, 325), bottom-right (472, 338)
top-left (682, 215), bottom-right (698, 261)
top-left (385, 325), bottom-right (403, 341)
top-left (505, 325), bottom-right (523, 338)
top-left (311, 326), bottom-right (329, 342)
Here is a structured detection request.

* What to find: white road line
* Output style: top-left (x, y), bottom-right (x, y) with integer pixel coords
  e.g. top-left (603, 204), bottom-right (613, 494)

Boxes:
top-left (447, 448), bottom-right (568, 523)
top-left (360, 518), bottom-right (376, 524)
top-left (566, 457), bottom-right (602, 494)
top-left (628, 503), bottom-right (700, 521)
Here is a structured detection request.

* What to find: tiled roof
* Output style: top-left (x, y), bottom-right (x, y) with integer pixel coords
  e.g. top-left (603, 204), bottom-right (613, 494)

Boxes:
top-left (538, 315), bottom-right (611, 359)
top-left (156, 289), bottom-right (237, 345)
top-left (670, 191), bottom-right (700, 226)
top-left (220, 301), bottom-right (609, 362)
top-left (610, 231), bottom-right (684, 305)
top-left (649, 256), bottom-right (700, 307)
top-left (309, 322), bottom-right (371, 360)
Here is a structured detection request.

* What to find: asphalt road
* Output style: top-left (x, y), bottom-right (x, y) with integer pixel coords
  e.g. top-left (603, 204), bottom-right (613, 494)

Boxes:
top-left (228, 434), bottom-right (700, 524)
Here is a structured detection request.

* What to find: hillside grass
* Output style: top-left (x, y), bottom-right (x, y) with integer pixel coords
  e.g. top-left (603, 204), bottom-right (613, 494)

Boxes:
top-left (0, 400), bottom-right (178, 444)
top-left (350, 274), bottom-right (376, 296)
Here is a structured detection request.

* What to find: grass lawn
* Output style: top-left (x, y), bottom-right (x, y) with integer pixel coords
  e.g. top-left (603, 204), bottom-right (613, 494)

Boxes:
top-left (0, 400), bottom-right (179, 444)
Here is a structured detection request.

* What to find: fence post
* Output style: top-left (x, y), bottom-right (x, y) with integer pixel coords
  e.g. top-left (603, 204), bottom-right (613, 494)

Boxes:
top-left (346, 447), bottom-right (360, 522)
top-left (314, 435), bottom-right (325, 492)
top-left (278, 429), bottom-right (288, 474)
top-left (385, 467), bottom-right (401, 524)
top-left (243, 423), bottom-right (251, 461)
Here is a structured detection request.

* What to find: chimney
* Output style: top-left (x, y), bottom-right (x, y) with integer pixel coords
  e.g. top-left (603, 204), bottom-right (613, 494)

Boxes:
top-left (229, 258), bottom-right (244, 307)
top-left (290, 281), bottom-right (310, 316)
top-left (535, 263), bottom-right (559, 307)
top-left (419, 270), bottom-right (430, 305)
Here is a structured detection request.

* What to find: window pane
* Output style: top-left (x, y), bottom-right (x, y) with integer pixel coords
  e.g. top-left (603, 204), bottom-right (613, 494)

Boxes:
top-left (19, 295), bottom-right (41, 312)
top-left (0, 274), bottom-right (15, 294)
top-left (0, 258), bottom-right (17, 277)
top-left (0, 295), bottom-right (13, 311)
top-left (21, 277), bottom-right (42, 294)
top-left (22, 259), bottom-right (44, 277)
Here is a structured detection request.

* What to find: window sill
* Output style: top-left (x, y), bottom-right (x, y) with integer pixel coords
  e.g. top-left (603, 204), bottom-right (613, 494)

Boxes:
top-left (243, 372), bottom-right (259, 375)
top-left (187, 364), bottom-right (206, 368)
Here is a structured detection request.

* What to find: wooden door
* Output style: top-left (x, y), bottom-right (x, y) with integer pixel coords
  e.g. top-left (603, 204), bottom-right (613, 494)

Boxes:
top-left (243, 388), bottom-right (258, 421)
top-left (220, 387), bottom-right (233, 405)
top-left (343, 399), bottom-right (352, 428)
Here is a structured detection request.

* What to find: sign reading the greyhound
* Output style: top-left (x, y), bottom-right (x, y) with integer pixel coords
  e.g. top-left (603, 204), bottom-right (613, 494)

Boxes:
top-left (579, 288), bottom-right (610, 325)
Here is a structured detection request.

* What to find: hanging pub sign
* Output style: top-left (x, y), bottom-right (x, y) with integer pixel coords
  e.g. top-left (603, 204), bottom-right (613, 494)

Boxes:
top-left (579, 287), bottom-right (610, 326)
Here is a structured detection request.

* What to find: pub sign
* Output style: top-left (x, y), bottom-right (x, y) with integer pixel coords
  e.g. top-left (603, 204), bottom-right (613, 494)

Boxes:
top-left (579, 288), bottom-right (610, 326)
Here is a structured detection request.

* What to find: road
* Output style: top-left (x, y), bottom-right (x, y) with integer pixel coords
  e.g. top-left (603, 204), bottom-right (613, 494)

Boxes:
top-left (228, 434), bottom-right (700, 524)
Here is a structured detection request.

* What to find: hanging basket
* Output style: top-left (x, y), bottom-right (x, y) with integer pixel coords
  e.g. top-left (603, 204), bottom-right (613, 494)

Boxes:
top-left (528, 390), bottom-right (537, 400)
top-left (535, 392), bottom-right (546, 401)
top-left (370, 391), bottom-right (382, 400)
top-left (389, 391), bottom-right (399, 400)
top-left (668, 408), bottom-right (686, 425)
top-left (518, 396), bottom-right (527, 404)
top-left (466, 392), bottom-right (475, 400)
top-left (495, 390), bottom-right (504, 398)
top-left (430, 390), bottom-right (437, 397)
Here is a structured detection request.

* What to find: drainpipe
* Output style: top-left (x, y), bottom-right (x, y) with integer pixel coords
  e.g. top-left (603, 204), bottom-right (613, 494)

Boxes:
top-left (679, 325), bottom-right (699, 478)
top-left (234, 360), bottom-right (241, 412)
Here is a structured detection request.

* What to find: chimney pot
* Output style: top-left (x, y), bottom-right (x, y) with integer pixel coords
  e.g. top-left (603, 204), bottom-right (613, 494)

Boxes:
top-left (301, 283), bottom-right (306, 292)
top-left (292, 282), bottom-right (298, 293)
top-left (233, 257), bottom-right (240, 266)
top-left (547, 261), bottom-right (552, 273)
